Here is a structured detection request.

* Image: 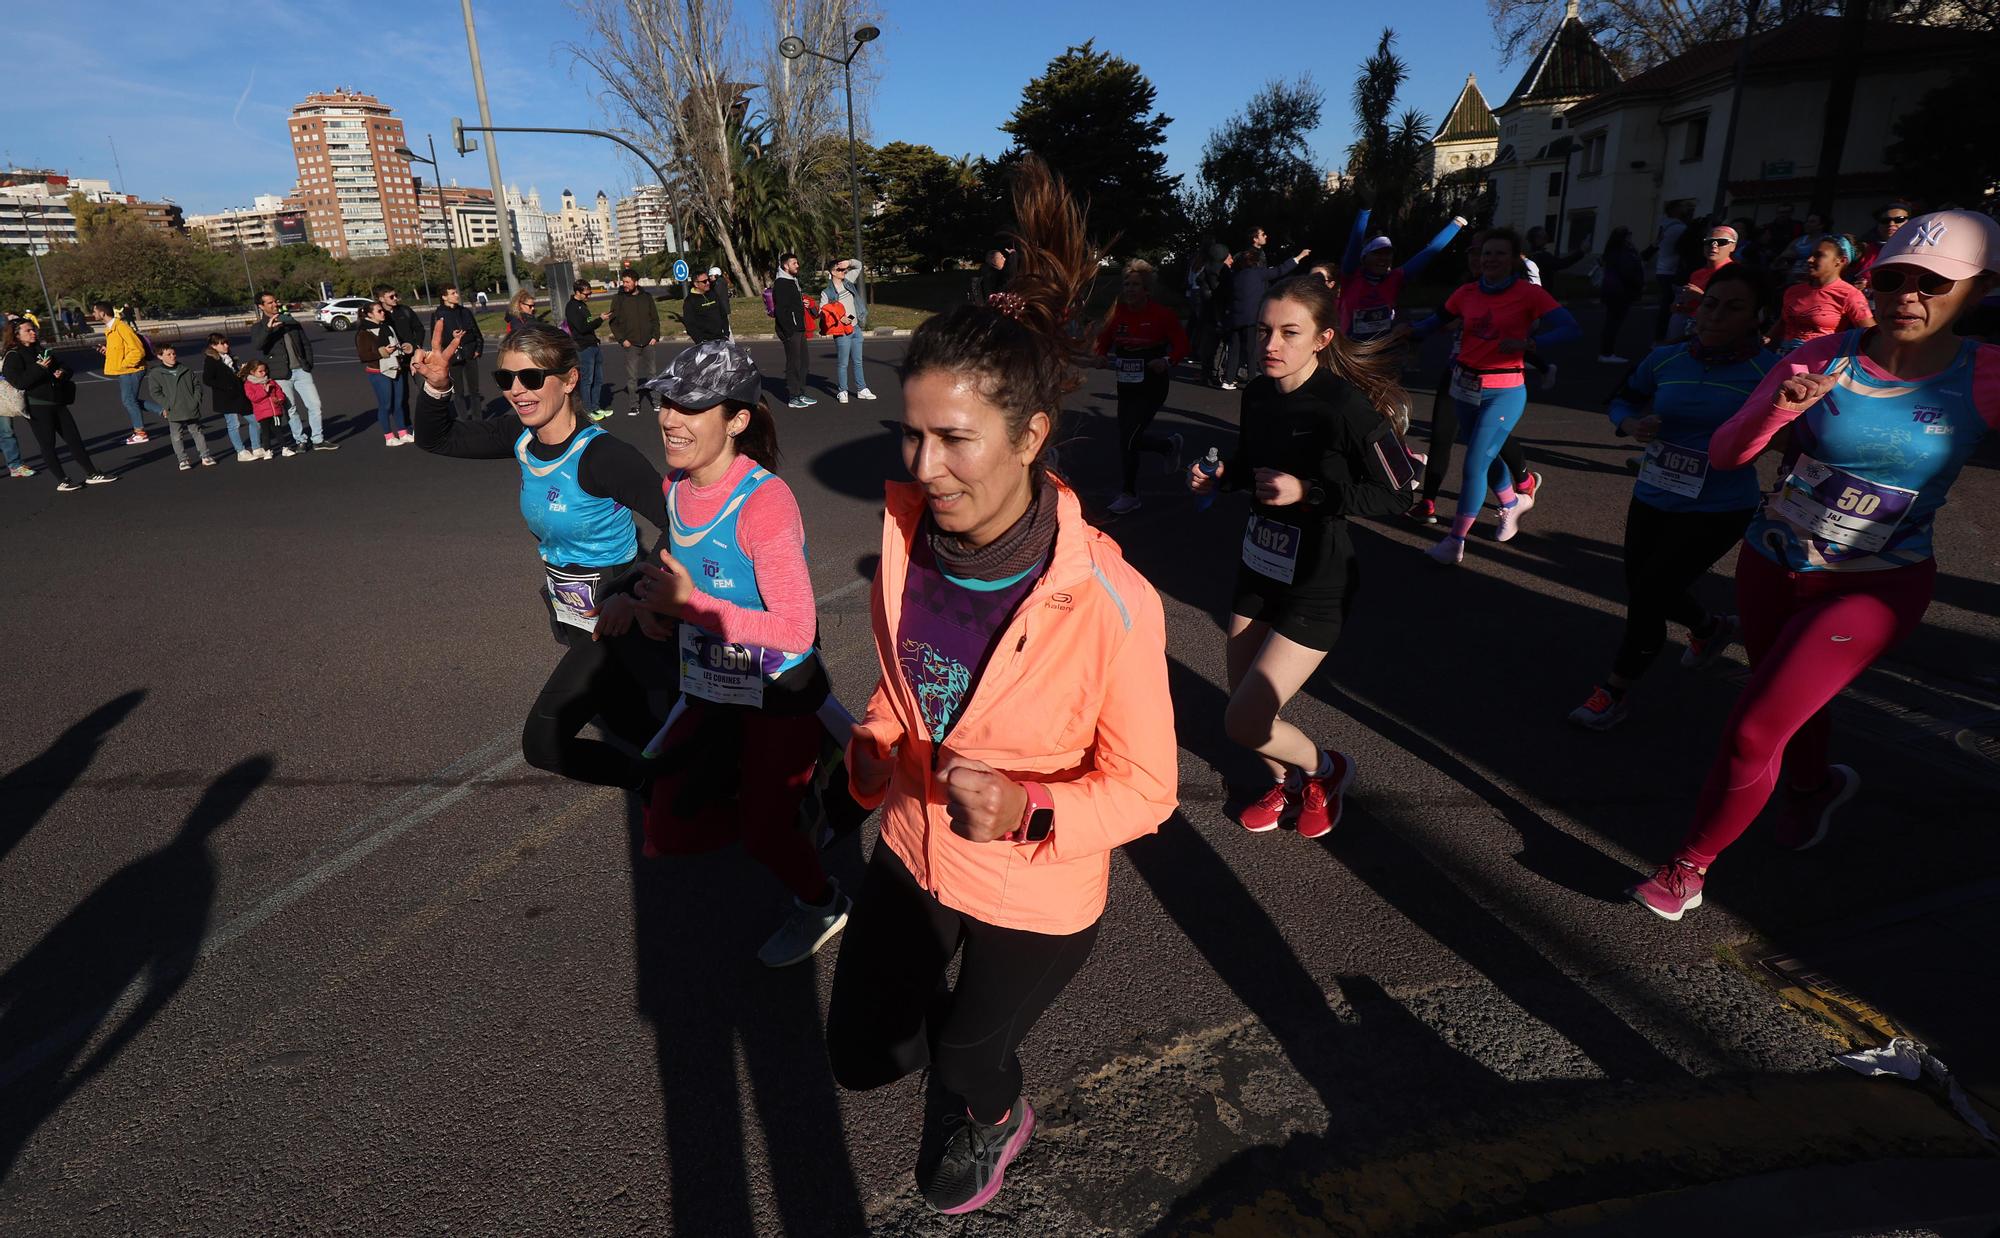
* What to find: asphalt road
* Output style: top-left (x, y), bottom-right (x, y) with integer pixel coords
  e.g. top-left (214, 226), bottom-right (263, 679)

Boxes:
top-left (2, 315), bottom-right (1998, 1236)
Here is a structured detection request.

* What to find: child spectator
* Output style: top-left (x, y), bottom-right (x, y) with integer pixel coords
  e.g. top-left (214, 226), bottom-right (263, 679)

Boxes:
top-left (144, 342), bottom-right (214, 470)
top-left (241, 359), bottom-right (293, 457)
top-left (203, 332), bottom-right (261, 461)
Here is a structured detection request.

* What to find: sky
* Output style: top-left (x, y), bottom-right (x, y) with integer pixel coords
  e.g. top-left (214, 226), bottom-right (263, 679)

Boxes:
top-left (12, 0), bottom-right (1523, 218)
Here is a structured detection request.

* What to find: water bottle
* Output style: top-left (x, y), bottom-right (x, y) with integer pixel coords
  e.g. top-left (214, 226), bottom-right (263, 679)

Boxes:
top-left (1194, 447), bottom-right (1221, 512)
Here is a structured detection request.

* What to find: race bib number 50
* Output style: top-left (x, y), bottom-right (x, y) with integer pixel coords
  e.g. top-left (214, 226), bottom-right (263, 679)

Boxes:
top-left (1770, 453), bottom-right (1917, 553)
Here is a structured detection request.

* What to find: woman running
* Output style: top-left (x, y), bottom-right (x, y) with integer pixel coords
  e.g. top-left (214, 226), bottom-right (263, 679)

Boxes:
top-left (1630, 210), bottom-right (2000, 921)
top-left (1569, 264), bottom-right (1778, 730)
top-left (411, 321), bottom-right (669, 792)
top-left (1407, 228), bottom-right (1579, 562)
top-left (1773, 235), bottom-right (1874, 354)
top-left (1338, 207), bottom-right (1466, 342)
top-left (826, 157), bottom-right (1177, 1216)
top-left (1189, 274), bottom-right (1417, 833)
top-left (0, 319), bottom-right (113, 491)
top-left (618, 338), bottom-right (856, 968)
top-left (1094, 258), bottom-right (1189, 515)
top-left (357, 301), bottom-right (412, 446)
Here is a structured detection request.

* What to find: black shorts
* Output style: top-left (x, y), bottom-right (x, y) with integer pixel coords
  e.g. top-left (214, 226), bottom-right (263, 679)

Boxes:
top-left (1230, 561), bottom-right (1356, 652)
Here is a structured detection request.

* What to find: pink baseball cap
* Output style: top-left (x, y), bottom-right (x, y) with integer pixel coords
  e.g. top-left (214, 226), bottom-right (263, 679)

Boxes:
top-left (1870, 209), bottom-right (2000, 281)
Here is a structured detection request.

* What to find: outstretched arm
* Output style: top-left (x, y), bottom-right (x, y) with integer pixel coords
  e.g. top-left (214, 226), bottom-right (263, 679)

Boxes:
top-left (1400, 215), bottom-right (1466, 280)
top-left (1341, 208), bottom-right (1372, 276)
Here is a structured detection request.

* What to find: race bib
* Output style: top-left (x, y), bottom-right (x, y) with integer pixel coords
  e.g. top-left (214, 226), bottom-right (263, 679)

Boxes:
top-left (1450, 365), bottom-right (1483, 403)
top-left (1638, 441), bottom-right (1710, 499)
top-left (1351, 305), bottom-right (1394, 339)
top-left (1242, 515), bottom-right (1301, 584)
top-left (1115, 356), bottom-right (1148, 384)
top-left (678, 625), bottom-right (767, 708)
top-left (546, 569), bottom-right (601, 632)
top-left (1769, 453), bottom-right (1917, 553)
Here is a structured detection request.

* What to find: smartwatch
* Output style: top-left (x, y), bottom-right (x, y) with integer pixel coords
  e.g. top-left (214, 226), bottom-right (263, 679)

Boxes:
top-left (1014, 782), bottom-right (1055, 844)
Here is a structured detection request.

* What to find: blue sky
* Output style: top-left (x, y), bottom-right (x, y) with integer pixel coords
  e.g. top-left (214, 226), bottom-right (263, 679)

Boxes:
top-left (13, 0), bottom-right (1518, 217)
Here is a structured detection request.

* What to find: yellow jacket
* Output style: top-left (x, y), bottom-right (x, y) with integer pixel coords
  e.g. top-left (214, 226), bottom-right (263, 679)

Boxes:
top-left (102, 320), bottom-right (146, 376)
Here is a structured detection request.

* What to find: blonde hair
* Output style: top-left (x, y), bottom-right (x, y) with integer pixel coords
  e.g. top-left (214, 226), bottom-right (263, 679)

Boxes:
top-left (510, 290), bottom-right (536, 316)
top-left (497, 325), bottom-right (584, 421)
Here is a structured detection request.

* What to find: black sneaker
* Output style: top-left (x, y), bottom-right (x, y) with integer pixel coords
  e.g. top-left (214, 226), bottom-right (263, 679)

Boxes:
top-left (922, 1099), bottom-right (1034, 1215)
top-left (313, 440), bottom-right (339, 452)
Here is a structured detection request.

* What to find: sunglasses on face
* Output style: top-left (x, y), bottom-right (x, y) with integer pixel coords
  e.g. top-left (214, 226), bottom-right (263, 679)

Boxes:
top-left (1867, 267), bottom-right (1957, 297)
top-left (1882, 215), bottom-right (1910, 225)
top-left (493, 366), bottom-right (572, 390)
top-left (1704, 238), bottom-right (1734, 247)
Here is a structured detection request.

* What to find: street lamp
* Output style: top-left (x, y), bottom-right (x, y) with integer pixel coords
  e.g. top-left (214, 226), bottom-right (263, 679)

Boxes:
top-left (399, 137), bottom-right (463, 292)
top-left (779, 23), bottom-right (879, 314)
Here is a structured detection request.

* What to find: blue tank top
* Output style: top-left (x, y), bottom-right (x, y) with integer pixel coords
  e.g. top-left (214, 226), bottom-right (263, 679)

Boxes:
top-left (666, 465), bottom-right (810, 677)
top-left (1747, 330), bottom-right (1990, 572)
top-left (516, 425), bottom-right (639, 567)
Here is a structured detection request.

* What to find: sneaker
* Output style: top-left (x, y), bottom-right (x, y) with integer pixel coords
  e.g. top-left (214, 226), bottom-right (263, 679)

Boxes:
top-left (6, 465), bottom-right (31, 479)
top-left (1408, 498), bottom-right (1438, 525)
top-left (836, 390), bottom-right (850, 403)
top-left (1538, 362), bottom-right (1558, 390)
top-left (856, 388), bottom-right (877, 400)
top-left (124, 431), bottom-right (150, 445)
top-left (56, 479), bottom-right (82, 492)
top-left (1237, 780), bottom-right (1297, 833)
top-left (1163, 432), bottom-right (1184, 477)
top-left (178, 461), bottom-right (192, 471)
top-left (1515, 470), bottom-right (1542, 500)
top-left (1495, 491), bottom-right (1535, 542)
top-left (589, 409), bottom-right (613, 422)
top-left (787, 396), bottom-right (812, 409)
top-left (626, 407), bottom-right (641, 416)
top-left (281, 445), bottom-right (300, 458)
top-left (199, 456), bottom-right (216, 467)
top-left (1680, 614), bottom-right (1739, 670)
top-left (235, 450), bottom-right (254, 463)
top-left (1296, 750), bottom-right (1354, 839)
top-left (1629, 858), bottom-right (1705, 921)
top-left (1427, 535), bottom-right (1466, 565)
top-left (384, 433), bottom-right (401, 446)
top-left (313, 440), bottom-right (339, 452)
top-left (259, 449), bottom-right (276, 461)
top-left (756, 884), bottom-right (851, 967)
top-left (84, 473), bottom-right (117, 485)
top-left (1219, 381), bottom-right (1237, 391)
top-left (923, 1100), bottom-right (1035, 1215)
top-left (1599, 353), bottom-right (1631, 365)
top-left (398, 429), bottom-right (415, 443)
top-left (1106, 493), bottom-right (1142, 515)
top-left (1568, 685), bottom-right (1631, 730)
top-left (1774, 764), bottom-right (1859, 852)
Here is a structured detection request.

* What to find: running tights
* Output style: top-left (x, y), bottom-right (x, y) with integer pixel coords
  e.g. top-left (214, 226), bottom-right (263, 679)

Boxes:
top-left (1451, 384), bottom-right (1528, 528)
top-left (1614, 500), bottom-right (1755, 681)
top-left (1115, 375), bottom-right (1174, 493)
top-left (523, 634), bottom-right (659, 788)
top-left (1678, 548), bottom-right (1935, 868)
top-left (827, 844), bottom-right (1099, 1123)
top-left (1423, 371), bottom-right (1525, 503)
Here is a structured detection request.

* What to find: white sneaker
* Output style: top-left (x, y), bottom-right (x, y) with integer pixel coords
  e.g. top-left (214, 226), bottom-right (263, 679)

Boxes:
top-left (257, 449), bottom-right (274, 461)
top-left (757, 885), bottom-right (851, 967)
top-left (1219, 381), bottom-right (1237, 391)
top-left (856, 388), bottom-right (877, 400)
top-left (1495, 491), bottom-right (1535, 542)
top-left (1106, 493), bottom-right (1143, 515)
top-left (1598, 353), bottom-right (1630, 364)
top-left (1427, 535), bottom-right (1465, 565)
top-left (836, 390), bottom-right (850, 403)
top-left (281, 445), bottom-right (299, 458)
top-left (235, 450), bottom-right (254, 462)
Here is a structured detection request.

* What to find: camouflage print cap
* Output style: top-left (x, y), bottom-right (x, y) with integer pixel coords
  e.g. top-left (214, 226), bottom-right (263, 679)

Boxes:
top-left (641, 339), bottom-right (764, 410)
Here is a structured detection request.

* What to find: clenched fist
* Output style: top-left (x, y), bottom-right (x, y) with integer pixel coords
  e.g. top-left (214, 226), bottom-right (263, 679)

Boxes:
top-left (935, 752), bottom-right (1027, 843)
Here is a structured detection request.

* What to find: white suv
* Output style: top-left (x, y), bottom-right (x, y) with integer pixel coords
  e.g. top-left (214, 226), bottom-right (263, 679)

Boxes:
top-left (316, 297), bottom-right (377, 331)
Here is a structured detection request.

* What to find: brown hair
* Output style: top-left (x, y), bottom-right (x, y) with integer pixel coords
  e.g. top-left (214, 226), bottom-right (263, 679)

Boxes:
top-left (1263, 275), bottom-right (1412, 434)
top-left (717, 397), bottom-right (782, 473)
top-left (206, 331), bottom-right (231, 357)
top-left (236, 358), bottom-right (269, 379)
top-left (1, 320), bottom-right (34, 353)
top-left (497, 325), bottom-right (584, 420)
top-left (902, 155), bottom-right (1100, 469)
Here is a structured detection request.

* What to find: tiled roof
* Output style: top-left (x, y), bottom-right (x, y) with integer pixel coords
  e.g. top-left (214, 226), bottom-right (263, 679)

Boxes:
top-left (1501, 14), bottom-right (1622, 109)
top-left (1434, 75), bottom-right (1498, 143)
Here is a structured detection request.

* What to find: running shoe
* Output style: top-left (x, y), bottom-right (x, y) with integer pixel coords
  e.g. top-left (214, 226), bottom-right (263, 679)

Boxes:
top-left (384, 433), bottom-right (401, 446)
top-left (756, 883), bottom-right (851, 967)
top-left (1680, 614), bottom-right (1739, 670)
top-left (199, 456), bottom-right (216, 467)
top-left (6, 465), bottom-right (31, 478)
top-left (857, 388), bottom-right (877, 400)
top-left (1427, 534), bottom-right (1466, 565)
top-left (258, 449), bottom-right (275, 461)
top-left (589, 409), bottom-right (613, 422)
top-left (84, 473), bottom-right (116, 484)
top-left (1598, 353), bottom-right (1631, 364)
top-left (1106, 493), bottom-right (1142, 515)
top-left (923, 1100), bottom-right (1035, 1215)
top-left (1408, 498), bottom-right (1438, 525)
top-left (1164, 432), bottom-right (1184, 477)
top-left (625, 407), bottom-right (641, 415)
top-left (1296, 750), bottom-right (1354, 839)
top-left (1495, 491), bottom-right (1535, 542)
top-left (56, 479), bottom-right (81, 492)
top-left (124, 431), bottom-right (150, 445)
top-left (1629, 858), bottom-right (1704, 921)
top-left (398, 429), bottom-right (414, 443)
top-left (1237, 780), bottom-right (1296, 833)
top-left (313, 441), bottom-right (339, 452)
top-left (1219, 381), bottom-right (1237, 391)
top-left (836, 390), bottom-right (850, 404)
top-left (796, 394), bottom-right (819, 407)
top-left (1516, 471), bottom-right (1542, 500)
top-left (1568, 685), bottom-right (1631, 730)
top-left (1774, 764), bottom-right (1859, 852)
top-left (178, 461), bottom-right (192, 471)
top-left (235, 450), bottom-right (254, 463)
top-left (281, 445), bottom-right (299, 458)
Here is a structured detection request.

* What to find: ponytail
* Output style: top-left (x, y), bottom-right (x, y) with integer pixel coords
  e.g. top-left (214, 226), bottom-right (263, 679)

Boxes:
top-left (725, 396), bottom-right (782, 473)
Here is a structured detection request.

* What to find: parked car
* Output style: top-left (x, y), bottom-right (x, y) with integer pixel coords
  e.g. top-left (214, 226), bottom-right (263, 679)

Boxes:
top-left (316, 297), bottom-right (376, 331)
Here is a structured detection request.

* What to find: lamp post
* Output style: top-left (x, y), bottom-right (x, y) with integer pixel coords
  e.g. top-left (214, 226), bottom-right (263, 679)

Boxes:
top-left (778, 23), bottom-right (878, 313)
top-left (399, 137), bottom-right (463, 291)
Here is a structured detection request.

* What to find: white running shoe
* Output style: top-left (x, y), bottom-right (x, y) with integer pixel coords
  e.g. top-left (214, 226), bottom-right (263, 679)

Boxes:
top-left (236, 450), bottom-right (254, 462)
top-left (1427, 535), bottom-right (1465, 565)
top-left (837, 390), bottom-right (850, 403)
top-left (1495, 491), bottom-right (1535, 542)
top-left (856, 388), bottom-right (877, 400)
top-left (757, 884), bottom-right (851, 967)
top-left (1106, 493), bottom-right (1143, 515)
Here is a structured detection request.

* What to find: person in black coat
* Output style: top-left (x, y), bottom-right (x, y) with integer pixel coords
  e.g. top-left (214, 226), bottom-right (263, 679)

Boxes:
top-left (376, 286), bottom-right (425, 420)
top-left (772, 253), bottom-right (813, 407)
top-left (429, 285), bottom-right (486, 414)
top-left (1219, 244), bottom-right (1308, 389)
top-left (1596, 226), bottom-right (1647, 363)
top-left (680, 271), bottom-right (731, 344)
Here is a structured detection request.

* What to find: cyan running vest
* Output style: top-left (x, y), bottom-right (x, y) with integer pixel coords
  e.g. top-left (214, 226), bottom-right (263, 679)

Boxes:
top-left (517, 424), bottom-right (639, 566)
top-left (667, 465), bottom-right (811, 677)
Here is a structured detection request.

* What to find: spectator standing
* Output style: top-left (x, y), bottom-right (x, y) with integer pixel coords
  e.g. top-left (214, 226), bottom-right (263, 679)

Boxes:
top-left (241, 360), bottom-right (292, 458)
top-left (253, 293), bottom-right (333, 451)
top-left (504, 289), bottom-right (543, 337)
top-left (1650, 202), bottom-right (1692, 342)
top-left (1, 318), bottom-right (111, 489)
top-left (356, 301), bottom-right (412, 446)
top-left (430, 285), bottom-right (485, 415)
top-left (144, 342), bottom-right (214, 470)
top-left (607, 271), bottom-right (662, 416)
top-left (565, 280), bottom-right (611, 420)
top-left (89, 300), bottom-right (154, 444)
top-left (773, 252), bottom-right (814, 407)
top-left (1221, 245), bottom-right (1308, 390)
top-left (377, 286), bottom-right (425, 423)
top-left (680, 270), bottom-right (731, 344)
top-left (968, 248), bottom-right (1009, 303)
top-left (819, 258), bottom-right (873, 403)
top-left (1596, 226), bottom-right (1646, 362)
top-left (203, 333), bottom-right (264, 461)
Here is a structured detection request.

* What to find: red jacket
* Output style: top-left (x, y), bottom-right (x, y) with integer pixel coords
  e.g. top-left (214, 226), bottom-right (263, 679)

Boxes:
top-left (244, 378), bottom-right (290, 421)
top-left (1094, 299), bottom-right (1190, 365)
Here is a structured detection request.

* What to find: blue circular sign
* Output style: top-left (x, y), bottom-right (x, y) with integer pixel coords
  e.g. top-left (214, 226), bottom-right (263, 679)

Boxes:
top-left (672, 259), bottom-right (690, 282)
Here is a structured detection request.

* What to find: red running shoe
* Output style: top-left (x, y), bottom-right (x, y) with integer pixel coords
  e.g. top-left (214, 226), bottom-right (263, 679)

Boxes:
top-left (1629, 858), bottom-right (1705, 921)
top-left (1296, 750), bottom-right (1355, 839)
top-left (1407, 497), bottom-right (1438, 525)
top-left (1516, 470), bottom-right (1542, 499)
top-left (1238, 780), bottom-right (1297, 833)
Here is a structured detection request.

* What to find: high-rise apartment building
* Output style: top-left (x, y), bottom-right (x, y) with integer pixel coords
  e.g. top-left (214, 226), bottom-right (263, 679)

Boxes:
top-left (613, 185), bottom-right (677, 263)
top-left (287, 89), bottom-right (421, 258)
top-left (188, 194), bottom-right (309, 251)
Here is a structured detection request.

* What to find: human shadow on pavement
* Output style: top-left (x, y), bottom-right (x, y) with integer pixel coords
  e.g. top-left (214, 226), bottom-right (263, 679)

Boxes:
top-left (624, 796), bottom-right (869, 1237)
top-left (0, 690), bottom-right (145, 868)
top-left (807, 421), bottom-right (906, 501)
top-left (0, 753), bottom-right (270, 1183)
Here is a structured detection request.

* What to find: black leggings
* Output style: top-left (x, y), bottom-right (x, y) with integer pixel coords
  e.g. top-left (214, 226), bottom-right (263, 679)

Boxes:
top-left (23, 403), bottom-right (97, 483)
top-left (522, 631), bottom-right (662, 786)
top-left (1115, 373), bottom-right (1173, 492)
top-left (827, 844), bottom-right (1099, 1123)
top-left (1614, 498), bottom-right (1755, 681)
top-left (1421, 366), bottom-right (1526, 502)
top-left (1223, 325), bottom-right (1256, 382)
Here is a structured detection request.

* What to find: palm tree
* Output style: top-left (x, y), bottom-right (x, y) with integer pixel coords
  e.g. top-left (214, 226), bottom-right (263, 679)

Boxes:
top-left (1345, 29), bottom-right (1433, 229)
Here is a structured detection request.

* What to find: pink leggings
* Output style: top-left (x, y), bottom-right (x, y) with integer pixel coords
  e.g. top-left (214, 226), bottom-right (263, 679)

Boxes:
top-left (1678, 546), bottom-right (1934, 868)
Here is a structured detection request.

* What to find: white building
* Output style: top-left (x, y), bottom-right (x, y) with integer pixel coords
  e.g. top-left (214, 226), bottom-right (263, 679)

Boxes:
top-left (613, 185), bottom-right (677, 263)
top-left (448, 202), bottom-right (502, 249)
top-left (548, 189), bottom-right (616, 266)
top-left (0, 172), bottom-right (140, 254)
top-left (1487, 0), bottom-right (1622, 243)
top-left (187, 194), bottom-right (308, 251)
top-left (505, 185), bottom-right (551, 262)
top-left (1424, 75), bottom-right (1499, 186)
top-left (1560, 16), bottom-right (1992, 252)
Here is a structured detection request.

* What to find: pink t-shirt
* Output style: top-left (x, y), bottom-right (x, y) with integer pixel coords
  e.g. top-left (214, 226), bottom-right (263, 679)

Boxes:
top-left (1778, 279), bottom-right (1871, 346)
top-left (1445, 279), bottom-right (1560, 386)
top-left (669, 454), bottom-right (816, 652)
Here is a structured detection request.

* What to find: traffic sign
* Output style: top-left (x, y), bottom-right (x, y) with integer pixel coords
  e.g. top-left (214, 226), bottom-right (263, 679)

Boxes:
top-left (672, 259), bottom-right (690, 282)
